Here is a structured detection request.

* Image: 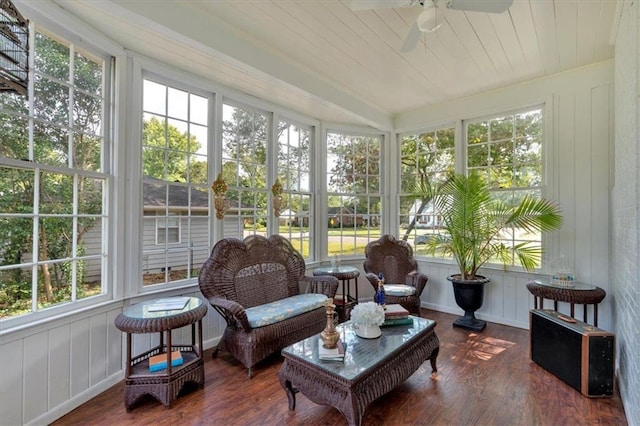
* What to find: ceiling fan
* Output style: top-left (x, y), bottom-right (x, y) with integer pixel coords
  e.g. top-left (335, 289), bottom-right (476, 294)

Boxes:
top-left (349, 0), bottom-right (514, 52)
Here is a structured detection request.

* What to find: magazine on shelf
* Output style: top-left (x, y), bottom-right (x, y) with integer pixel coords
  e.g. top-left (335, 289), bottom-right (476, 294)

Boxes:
top-left (147, 297), bottom-right (190, 312)
top-left (384, 303), bottom-right (409, 319)
top-left (149, 351), bottom-right (183, 372)
top-left (318, 339), bottom-right (346, 361)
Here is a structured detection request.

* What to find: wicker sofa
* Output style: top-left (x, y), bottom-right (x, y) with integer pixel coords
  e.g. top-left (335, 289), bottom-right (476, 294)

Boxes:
top-left (198, 235), bottom-right (338, 378)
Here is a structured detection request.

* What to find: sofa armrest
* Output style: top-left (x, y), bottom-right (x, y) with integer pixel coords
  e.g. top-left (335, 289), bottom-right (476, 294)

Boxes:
top-left (206, 297), bottom-right (252, 330)
top-left (301, 275), bottom-right (339, 298)
top-left (406, 271), bottom-right (428, 296)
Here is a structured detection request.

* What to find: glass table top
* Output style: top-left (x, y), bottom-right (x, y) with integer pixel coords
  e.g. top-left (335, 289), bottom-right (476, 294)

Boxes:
top-left (313, 265), bottom-right (360, 277)
top-left (121, 296), bottom-right (203, 320)
top-left (281, 316), bottom-right (435, 381)
top-left (532, 279), bottom-right (597, 291)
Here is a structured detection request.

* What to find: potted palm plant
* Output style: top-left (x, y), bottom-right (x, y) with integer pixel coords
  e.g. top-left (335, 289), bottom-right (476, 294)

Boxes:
top-left (425, 172), bottom-right (563, 331)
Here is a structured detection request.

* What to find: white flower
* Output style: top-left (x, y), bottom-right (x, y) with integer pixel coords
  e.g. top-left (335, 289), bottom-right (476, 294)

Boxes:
top-left (350, 302), bottom-right (385, 326)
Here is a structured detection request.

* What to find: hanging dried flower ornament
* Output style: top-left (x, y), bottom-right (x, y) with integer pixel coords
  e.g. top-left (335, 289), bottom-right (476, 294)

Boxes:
top-left (211, 173), bottom-right (228, 219)
top-left (211, 173), bottom-right (228, 195)
top-left (271, 178), bottom-right (284, 196)
top-left (271, 178), bottom-right (284, 217)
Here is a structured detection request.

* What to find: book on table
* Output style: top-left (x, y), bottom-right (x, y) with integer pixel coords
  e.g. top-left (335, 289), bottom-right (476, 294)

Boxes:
top-left (147, 297), bottom-right (190, 312)
top-left (381, 317), bottom-right (413, 327)
top-left (317, 339), bottom-right (346, 362)
top-left (384, 304), bottom-right (409, 319)
top-left (149, 351), bottom-right (183, 372)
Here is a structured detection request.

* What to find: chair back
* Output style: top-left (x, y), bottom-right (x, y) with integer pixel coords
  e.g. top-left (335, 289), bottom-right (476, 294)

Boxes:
top-left (363, 235), bottom-right (418, 283)
top-left (199, 235), bottom-right (306, 308)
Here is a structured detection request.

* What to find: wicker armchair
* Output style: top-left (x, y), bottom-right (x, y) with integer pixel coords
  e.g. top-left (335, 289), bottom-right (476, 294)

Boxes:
top-left (363, 235), bottom-right (428, 315)
top-left (198, 235), bottom-right (338, 378)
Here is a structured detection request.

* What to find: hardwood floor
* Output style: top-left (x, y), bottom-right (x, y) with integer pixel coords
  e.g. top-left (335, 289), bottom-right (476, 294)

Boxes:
top-left (52, 309), bottom-right (627, 426)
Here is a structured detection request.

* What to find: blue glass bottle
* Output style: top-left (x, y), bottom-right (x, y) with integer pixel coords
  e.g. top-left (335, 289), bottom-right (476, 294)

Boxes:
top-left (375, 272), bottom-right (386, 306)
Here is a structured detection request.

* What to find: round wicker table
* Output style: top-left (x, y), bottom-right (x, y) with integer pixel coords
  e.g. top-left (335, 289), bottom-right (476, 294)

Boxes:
top-left (313, 265), bottom-right (360, 322)
top-left (526, 280), bottom-right (606, 326)
top-left (115, 296), bottom-right (208, 411)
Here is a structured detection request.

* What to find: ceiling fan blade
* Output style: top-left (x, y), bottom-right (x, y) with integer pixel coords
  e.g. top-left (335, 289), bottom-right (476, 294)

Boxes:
top-left (401, 21), bottom-right (422, 53)
top-left (443, 0), bottom-right (513, 14)
top-left (349, 0), bottom-right (419, 11)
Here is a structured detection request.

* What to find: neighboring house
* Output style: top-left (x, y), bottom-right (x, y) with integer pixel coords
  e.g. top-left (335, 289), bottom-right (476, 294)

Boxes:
top-left (407, 200), bottom-right (443, 229)
top-left (328, 206), bottom-right (364, 227)
top-left (277, 208), bottom-right (309, 227)
top-left (83, 178), bottom-right (247, 281)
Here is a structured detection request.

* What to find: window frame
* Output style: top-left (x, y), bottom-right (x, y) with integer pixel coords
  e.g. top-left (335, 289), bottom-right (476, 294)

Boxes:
top-left (325, 128), bottom-right (384, 258)
top-left (462, 105), bottom-right (546, 269)
top-left (274, 116), bottom-right (314, 258)
top-left (0, 23), bottom-right (113, 326)
top-left (399, 103), bottom-right (551, 271)
top-left (140, 75), bottom-right (213, 289)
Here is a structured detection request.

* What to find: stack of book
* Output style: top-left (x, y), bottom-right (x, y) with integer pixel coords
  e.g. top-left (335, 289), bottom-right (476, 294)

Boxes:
top-left (382, 304), bottom-right (412, 326)
top-left (149, 351), bottom-right (184, 372)
top-left (318, 339), bottom-right (346, 362)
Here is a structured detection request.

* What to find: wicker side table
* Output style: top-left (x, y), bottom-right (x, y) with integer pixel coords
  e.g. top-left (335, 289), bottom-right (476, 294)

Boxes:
top-left (526, 281), bottom-right (606, 326)
top-left (114, 296), bottom-right (208, 411)
top-left (313, 265), bottom-right (360, 322)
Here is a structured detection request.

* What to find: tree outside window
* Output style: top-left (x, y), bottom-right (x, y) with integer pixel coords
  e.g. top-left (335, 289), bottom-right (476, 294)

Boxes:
top-left (399, 127), bottom-right (455, 254)
top-left (221, 102), bottom-right (269, 238)
top-left (276, 119), bottom-right (312, 257)
top-left (465, 107), bottom-right (544, 266)
top-left (0, 30), bottom-right (108, 319)
top-left (326, 131), bottom-right (382, 256)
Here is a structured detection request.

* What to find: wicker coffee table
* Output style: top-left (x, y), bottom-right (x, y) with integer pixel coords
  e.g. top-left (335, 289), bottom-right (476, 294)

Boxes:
top-left (279, 316), bottom-right (439, 426)
top-left (114, 296), bottom-right (207, 411)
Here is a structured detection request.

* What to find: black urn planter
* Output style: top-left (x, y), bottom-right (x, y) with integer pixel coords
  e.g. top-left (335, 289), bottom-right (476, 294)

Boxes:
top-left (447, 274), bottom-right (490, 332)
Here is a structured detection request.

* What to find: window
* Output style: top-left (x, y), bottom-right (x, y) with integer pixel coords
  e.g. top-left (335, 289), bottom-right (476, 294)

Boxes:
top-left (0, 29), bottom-right (109, 320)
top-left (276, 119), bottom-right (313, 257)
top-left (156, 212), bottom-right (180, 244)
top-left (465, 107), bottom-right (544, 266)
top-left (221, 101), bottom-right (269, 238)
top-left (326, 131), bottom-right (382, 256)
top-left (142, 79), bottom-right (210, 285)
top-left (398, 127), bottom-right (455, 253)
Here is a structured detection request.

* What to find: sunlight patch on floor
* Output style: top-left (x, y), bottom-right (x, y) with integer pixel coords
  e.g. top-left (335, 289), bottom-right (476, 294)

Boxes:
top-left (467, 335), bottom-right (517, 361)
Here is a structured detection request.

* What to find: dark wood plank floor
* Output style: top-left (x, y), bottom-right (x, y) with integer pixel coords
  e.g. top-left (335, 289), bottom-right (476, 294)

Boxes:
top-left (52, 309), bottom-right (627, 426)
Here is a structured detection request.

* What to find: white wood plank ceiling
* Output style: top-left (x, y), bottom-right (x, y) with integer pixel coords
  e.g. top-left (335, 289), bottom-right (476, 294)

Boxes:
top-left (48, 0), bottom-right (620, 130)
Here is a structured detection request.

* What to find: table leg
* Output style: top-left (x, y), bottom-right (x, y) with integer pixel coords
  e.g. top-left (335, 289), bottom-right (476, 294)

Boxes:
top-left (354, 277), bottom-right (359, 302)
top-left (279, 373), bottom-right (297, 410)
top-left (594, 305), bottom-right (598, 327)
top-left (583, 304), bottom-right (588, 324)
top-left (342, 280), bottom-right (348, 304)
top-left (166, 331), bottom-right (172, 376)
top-left (197, 319), bottom-right (203, 358)
top-left (570, 303), bottom-right (575, 318)
top-left (125, 333), bottom-right (132, 377)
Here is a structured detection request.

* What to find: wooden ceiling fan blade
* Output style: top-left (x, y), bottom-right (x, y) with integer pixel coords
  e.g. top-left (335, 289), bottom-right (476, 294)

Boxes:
top-left (401, 21), bottom-right (422, 53)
